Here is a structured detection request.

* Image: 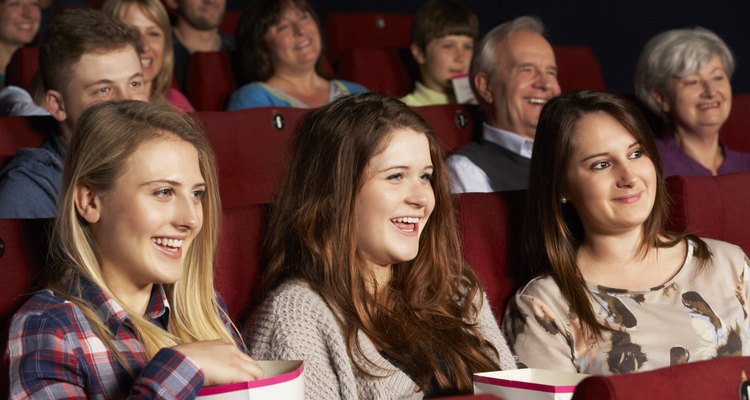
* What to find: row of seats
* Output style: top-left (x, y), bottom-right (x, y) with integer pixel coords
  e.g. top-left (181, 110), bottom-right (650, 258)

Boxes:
top-left (5, 10), bottom-right (605, 109)
top-left (2, 172), bottom-right (750, 396)
top-left (3, 102), bottom-right (750, 207)
top-left (0, 104), bottom-right (481, 206)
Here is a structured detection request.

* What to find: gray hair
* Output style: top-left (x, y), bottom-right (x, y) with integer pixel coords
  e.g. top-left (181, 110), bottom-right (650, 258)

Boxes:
top-left (634, 27), bottom-right (734, 117)
top-left (470, 15), bottom-right (545, 81)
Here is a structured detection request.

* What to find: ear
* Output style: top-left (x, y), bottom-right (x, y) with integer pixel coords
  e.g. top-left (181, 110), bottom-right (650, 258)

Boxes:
top-left (473, 72), bottom-right (493, 104)
top-left (74, 183), bottom-right (102, 224)
top-left (45, 89), bottom-right (67, 123)
top-left (410, 43), bottom-right (426, 65)
top-left (650, 89), bottom-right (671, 113)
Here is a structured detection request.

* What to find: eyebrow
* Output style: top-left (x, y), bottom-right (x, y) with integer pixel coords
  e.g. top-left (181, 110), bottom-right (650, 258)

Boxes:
top-left (141, 180), bottom-right (206, 188)
top-left (376, 164), bottom-right (434, 173)
top-left (579, 140), bottom-right (640, 163)
top-left (83, 72), bottom-right (144, 90)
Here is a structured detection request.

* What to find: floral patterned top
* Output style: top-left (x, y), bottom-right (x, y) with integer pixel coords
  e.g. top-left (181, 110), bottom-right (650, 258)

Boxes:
top-left (503, 238), bottom-right (750, 375)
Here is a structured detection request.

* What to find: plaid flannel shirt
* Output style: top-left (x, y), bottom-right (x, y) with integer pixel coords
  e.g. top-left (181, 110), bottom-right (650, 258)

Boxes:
top-left (7, 278), bottom-right (242, 399)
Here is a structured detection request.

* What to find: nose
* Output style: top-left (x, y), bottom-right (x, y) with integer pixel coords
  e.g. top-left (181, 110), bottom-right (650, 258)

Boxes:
top-left (21, 2), bottom-right (39, 19)
top-left (292, 21), bottom-right (304, 36)
top-left (700, 79), bottom-right (715, 98)
top-left (616, 163), bottom-right (638, 188)
top-left (175, 194), bottom-right (201, 231)
top-left (455, 46), bottom-right (468, 59)
top-left (406, 179), bottom-right (432, 208)
top-left (533, 70), bottom-right (555, 91)
top-left (140, 33), bottom-right (150, 52)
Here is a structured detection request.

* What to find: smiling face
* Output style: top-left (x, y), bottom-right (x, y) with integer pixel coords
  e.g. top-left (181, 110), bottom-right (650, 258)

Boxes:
top-left (88, 135), bottom-right (205, 301)
top-left (119, 3), bottom-right (165, 92)
top-left (564, 112), bottom-right (657, 237)
top-left (661, 55), bottom-right (732, 135)
top-left (265, 4), bottom-right (320, 75)
top-left (478, 30), bottom-right (560, 139)
top-left (414, 34), bottom-right (474, 93)
top-left (355, 128), bottom-right (435, 282)
top-left (0, 0), bottom-right (40, 47)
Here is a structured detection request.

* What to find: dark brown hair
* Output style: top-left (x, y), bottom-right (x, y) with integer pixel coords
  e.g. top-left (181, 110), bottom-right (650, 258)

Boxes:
top-left (233, 0), bottom-right (321, 85)
top-left (524, 89), bottom-right (710, 337)
top-left (39, 9), bottom-right (141, 92)
top-left (412, 0), bottom-right (478, 52)
top-left (263, 93), bottom-right (499, 394)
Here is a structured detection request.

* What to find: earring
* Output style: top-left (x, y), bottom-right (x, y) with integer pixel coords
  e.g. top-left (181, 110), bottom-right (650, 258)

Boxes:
top-left (560, 196), bottom-right (568, 204)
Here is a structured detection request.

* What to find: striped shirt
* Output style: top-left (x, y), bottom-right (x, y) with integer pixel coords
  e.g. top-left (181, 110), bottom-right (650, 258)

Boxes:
top-left (7, 278), bottom-right (242, 399)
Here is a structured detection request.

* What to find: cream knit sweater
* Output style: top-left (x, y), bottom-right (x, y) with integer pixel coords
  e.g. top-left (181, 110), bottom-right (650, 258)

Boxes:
top-left (244, 280), bottom-right (516, 399)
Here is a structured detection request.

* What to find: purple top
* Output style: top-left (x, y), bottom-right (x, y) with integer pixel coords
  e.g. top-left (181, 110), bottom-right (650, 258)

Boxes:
top-left (655, 135), bottom-right (750, 177)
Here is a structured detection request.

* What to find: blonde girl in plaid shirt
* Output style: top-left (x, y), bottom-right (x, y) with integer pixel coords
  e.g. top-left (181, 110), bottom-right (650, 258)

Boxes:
top-left (8, 101), bottom-right (262, 399)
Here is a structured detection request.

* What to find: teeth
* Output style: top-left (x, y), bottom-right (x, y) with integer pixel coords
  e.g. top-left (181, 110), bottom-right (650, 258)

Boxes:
top-left (153, 238), bottom-right (183, 248)
top-left (528, 98), bottom-right (547, 105)
top-left (697, 102), bottom-right (719, 109)
top-left (392, 217), bottom-right (420, 224)
top-left (141, 59), bottom-right (153, 67)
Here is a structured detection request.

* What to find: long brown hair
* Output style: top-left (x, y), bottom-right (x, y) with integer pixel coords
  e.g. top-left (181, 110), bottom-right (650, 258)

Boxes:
top-left (263, 93), bottom-right (498, 394)
top-left (524, 89), bottom-right (711, 337)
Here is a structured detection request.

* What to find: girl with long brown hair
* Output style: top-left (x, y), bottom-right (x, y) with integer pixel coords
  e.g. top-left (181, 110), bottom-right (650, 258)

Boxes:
top-left (503, 89), bottom-right (750, 375)
top-left (245, 93), bottom-right (515, 398)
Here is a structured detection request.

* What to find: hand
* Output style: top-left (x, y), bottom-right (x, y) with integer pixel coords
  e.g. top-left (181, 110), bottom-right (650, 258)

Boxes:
top-left (173, 340), bottom-right (264, 386)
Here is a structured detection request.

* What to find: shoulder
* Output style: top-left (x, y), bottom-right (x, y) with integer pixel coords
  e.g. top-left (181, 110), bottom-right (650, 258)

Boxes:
top-left (0, 142), bottom-right (63, 218)
top-left (400, 91), bottom-right (418, 106)
top-left (0, 86), bottom-right (49, 117)
top-left (446, 150), bottom-right (481, 171)
top-left (512, 275), bottom-right (567, 309)
top-left (333, 80), bottom-right (367, 94)
top-left (255, 281), bottom-right (332, 320)
top-left (700, 237), bottom-right (748, 263)
top-left (227, 82), bottom-right (282, 109)
top-left (164, 88), bottom-right (195, 113)
top-left (722, 144), bottom-right (750, 165)
top-left (445, 151), bottom-right (492, 193)
top-left (10, 290), bottom-right (87, 341)
top-left (245, 281), bottom-right (342, 360)
top-left (246, 281), bottom-right (338, 342)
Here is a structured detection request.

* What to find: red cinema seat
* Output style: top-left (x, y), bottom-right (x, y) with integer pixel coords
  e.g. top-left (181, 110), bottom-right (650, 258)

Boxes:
top-left (214, 204), bottom-right (267, 324)
top-left (721, 93), bottom-right (750, 153)
top-left (220, 9), bottom-right (241, 36)
top-left (0, 218), bottom-right (51, 398)
top-left (553, 45), bottom-right (606, 92)
top-left (335, 47), bottom-right (412, 97)
top-left (185, 51), bottom-right (236, 111)
top-left (6, 47), bottom-right (39, 92)
top-left (197, 107), bottom-right (307, 208)
top-left (413, 104), bottom-right (481, 155)
top-left (666, 172), bottom-right (750, 254)
top-left (0, 116), bottom-right (56, 167)
top-left (323, 12), bottom-right (413, 65)
top-left (573, 356), bottom-right (750, 400)
top-left (455, 191), bottom-right (528, 319)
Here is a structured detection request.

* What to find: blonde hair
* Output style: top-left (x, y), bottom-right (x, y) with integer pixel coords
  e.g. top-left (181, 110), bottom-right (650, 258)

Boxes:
top-left (102, 0), bottom-right (175, 101)
top-left (48, 100), bottom-right (232, 367)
